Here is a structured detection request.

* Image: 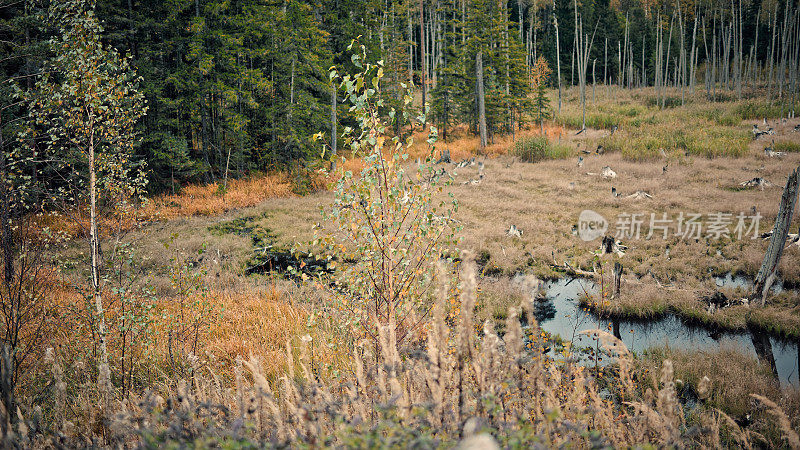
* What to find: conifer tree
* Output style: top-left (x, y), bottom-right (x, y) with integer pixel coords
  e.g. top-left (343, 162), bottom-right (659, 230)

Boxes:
top-left (531, 56), bottom-right (552, 134)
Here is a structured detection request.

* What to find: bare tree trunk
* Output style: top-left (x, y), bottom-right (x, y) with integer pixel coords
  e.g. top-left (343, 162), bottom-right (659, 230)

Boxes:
top-left (574, 0), bottom-right (598, 131)
top-left (518, 0), bottom-right (524, 48)
top-left (89, 123), bottom-right (110, 407)
top-left (642, 34), bottom-right (646, 87)
top-left (289, 57), bottom-right (295, 124)
top-left (554, 10), bottom-right (562, 113)
top-left (503, 0), bottom-right (510, 132)
top-left (778, 3), bottom-right (792, 104)
top-left (752, 166), bottom-right (800, 306)
top-left (663, 14), bottom-right (674, 107)
top-left (621, 13), bottom-right (628, 88)
top-left (331, 82), bottom-right (337, 171)
top-left (419, 0), bottom-right (427, 122)
top-left (712, 13), bottom-right (718, 100)
top-left (720, 26), bottom-right (733, 90)
top-left (702, 18), bottom-right (710, 98)
top-left (223, 146), bottom-right (231, 199)
top-left (656, 18), bottom-right (662, 101)
top-left (617, 40), bottom-right (621, 101)
top-left (527, 7), bottom-right (533, 72)
top-left (461, 0), bottom-right (465, 45)
top-left (689, 15), bottom-right (697, 95)
top-left (604, 37), bottom-right (608, 95)
top-left (476, 50), bottom-right (488, 151)
top-left (769, 5), bottom-right (778, 101)
top-left (677, 3), bottom-right (685, 104)
top-left (409, 8), bottom-right (414, 86)
top-left (571, 35), bottom-right (576, 86)
top-left (736, 0), bottom-right (744, 99)
top-left (747, 6), bottom-right (760, 91)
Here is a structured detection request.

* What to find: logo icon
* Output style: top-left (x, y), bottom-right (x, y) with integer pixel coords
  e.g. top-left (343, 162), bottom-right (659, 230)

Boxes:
top-left (578, 210), bottom-right (607, 241)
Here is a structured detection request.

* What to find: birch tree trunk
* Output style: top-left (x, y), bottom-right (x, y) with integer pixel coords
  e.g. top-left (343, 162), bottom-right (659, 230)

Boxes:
top-left (89, 121), bottom-right (111, 407)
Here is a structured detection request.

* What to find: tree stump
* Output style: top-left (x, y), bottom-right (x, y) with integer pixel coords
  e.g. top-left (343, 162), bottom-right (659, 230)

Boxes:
top-left (613, 262), bottom-right (623, 299)
top-left (752, 166), bottom-right (800, 306)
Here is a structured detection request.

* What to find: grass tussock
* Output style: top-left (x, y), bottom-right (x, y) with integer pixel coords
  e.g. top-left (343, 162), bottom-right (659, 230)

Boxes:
top-left (512, 135), bottom-right (573, 162)
top-left (775, 140), bottom-right (800, 153)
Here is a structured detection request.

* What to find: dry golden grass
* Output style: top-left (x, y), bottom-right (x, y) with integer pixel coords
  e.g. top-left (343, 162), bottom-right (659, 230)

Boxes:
top-left (408, 123), bottom-right (570, 161)
top-left (32, 267), bottom-right (335, 387)
top-left (201, 286), bottom-right (346, 380)
top-left (143, 173), bottom-right (294, 219)
top-left (23, 261), bottom-right (798, 448)
top-left (25, 173), bottom-right (295, 244)
top-left (640, 345), bottom-right (800, 422)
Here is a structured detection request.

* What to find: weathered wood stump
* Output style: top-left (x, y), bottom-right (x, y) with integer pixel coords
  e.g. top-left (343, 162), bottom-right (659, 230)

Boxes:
top-left (751, 166), bottom-right (800, 306)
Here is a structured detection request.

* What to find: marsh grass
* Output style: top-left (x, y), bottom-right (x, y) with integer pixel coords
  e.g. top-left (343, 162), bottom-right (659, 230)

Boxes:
top-left (144, 173), bottom-right (294, 219)
top-left (556, 87), bottom-right (800, 160)
top-left (639, 346), bottom-right (800, 425)
top-left (513, 135), bottom-right (573, 162)
top-left (605, 125), bottom-right (750, 160)
top-left (13, 261), bottom-right (798, 448)
top-left (775, 140), bottom-right (800, 153)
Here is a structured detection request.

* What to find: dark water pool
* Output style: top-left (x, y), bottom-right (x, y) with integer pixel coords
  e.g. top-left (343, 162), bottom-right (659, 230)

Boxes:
top-left (528, 277), bottom-right (799, 388)
top-left (714, 272), bottom-right (784, 294)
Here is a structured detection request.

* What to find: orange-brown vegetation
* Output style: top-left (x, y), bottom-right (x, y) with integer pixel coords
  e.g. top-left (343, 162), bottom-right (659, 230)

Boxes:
top-left (142, 173), bottom-right (294, 220)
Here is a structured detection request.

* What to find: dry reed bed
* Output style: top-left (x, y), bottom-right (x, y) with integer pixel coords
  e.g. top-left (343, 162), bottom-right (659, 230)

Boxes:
top-left (141, 173), bottom-right (295, 220)
top-left (26, 280), bottom-right (327, 403)
top-left (25, 173), bottom-right (295, 247)
top-left (18, 262), bottom-right (799, 448)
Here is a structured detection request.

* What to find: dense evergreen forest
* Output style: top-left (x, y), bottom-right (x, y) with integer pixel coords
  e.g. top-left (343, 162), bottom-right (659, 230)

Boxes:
top-left (2, 0), bottom-right (799, 192)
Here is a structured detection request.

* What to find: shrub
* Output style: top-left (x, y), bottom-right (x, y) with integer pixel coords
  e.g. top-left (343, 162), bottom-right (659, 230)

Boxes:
top-left (513, 136), bottom-right (572, 162)
top-left (314, 42), bottom-right (460, 345)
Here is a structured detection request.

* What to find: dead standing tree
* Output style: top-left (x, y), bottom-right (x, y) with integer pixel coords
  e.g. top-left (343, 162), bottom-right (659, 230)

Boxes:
top-left (752, 166), bottom-right (800, 306)
top-left (573, 0), bottom-right (598, 132)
